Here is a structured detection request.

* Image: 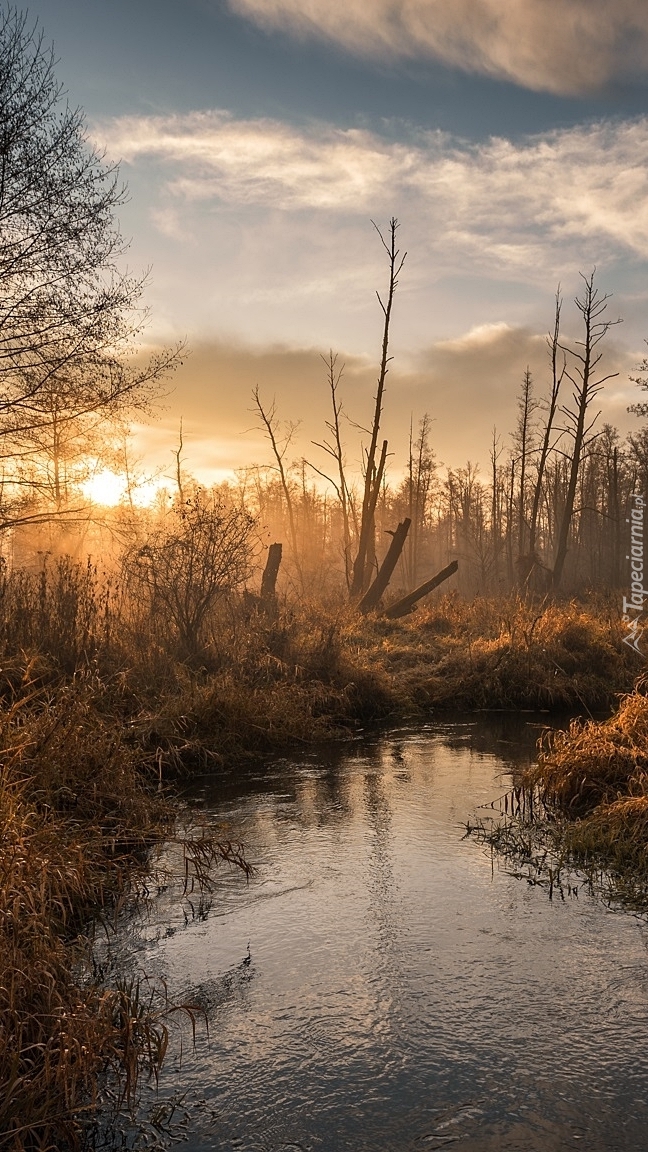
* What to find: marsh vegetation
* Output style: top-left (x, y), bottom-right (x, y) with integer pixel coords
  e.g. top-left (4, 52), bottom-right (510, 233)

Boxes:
top-left (485, 682), bottom-right (648, 909)
top-left (3, 6), bottom-right (648, 1148)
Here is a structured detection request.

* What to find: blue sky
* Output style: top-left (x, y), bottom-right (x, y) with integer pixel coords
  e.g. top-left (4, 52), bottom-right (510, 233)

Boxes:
top-left (24, 0), bottom-right (648, 480)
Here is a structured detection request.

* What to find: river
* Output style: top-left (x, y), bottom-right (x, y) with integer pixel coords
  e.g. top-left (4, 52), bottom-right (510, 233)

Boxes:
top-left (112, 716), bottom-right (648, 1151)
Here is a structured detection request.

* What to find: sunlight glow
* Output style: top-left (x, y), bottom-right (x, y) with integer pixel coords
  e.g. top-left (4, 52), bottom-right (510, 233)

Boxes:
top-left (82, 469), bottom-right (127, 507)
top-left (81, 468), bottom-right (166, 508)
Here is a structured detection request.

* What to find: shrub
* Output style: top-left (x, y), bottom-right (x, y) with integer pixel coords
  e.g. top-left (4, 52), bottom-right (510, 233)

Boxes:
top-left (125, 495), bottom-right (256, 659)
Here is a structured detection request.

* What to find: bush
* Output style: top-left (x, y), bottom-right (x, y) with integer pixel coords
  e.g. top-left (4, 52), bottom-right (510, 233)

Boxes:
top-left (125, 494), bottom-right (256, 659)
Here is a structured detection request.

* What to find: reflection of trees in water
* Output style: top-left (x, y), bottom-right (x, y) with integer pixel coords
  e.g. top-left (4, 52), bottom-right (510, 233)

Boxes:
top-left (187, 715), bottom-right (565, 847)
top-left (433, 713), bottom-right (558, 773)
top-left (389, 740), bottom-right (412, 783)
top-left (309, 764), bottom-right (354, 826)
top-left (363, 758), bottom-right (401, 957)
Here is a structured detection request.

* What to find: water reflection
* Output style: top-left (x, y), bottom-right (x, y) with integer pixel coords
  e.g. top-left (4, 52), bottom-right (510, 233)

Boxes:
top-left (118, 716), bottom-right (648, 1152)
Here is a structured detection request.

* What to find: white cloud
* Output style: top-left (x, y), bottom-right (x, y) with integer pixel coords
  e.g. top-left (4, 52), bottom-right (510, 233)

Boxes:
top-left (99, 111), bottom-right (648, 275)
top-left (227, 0), bottom-right (648, 96)
top-left (435, 321), bottom-right (514, 352)
top-left (102, 111), bottom-right (413, 210)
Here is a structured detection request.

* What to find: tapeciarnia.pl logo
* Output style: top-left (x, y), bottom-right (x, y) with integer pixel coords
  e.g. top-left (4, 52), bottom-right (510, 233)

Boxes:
top-left (623, 493), bottom-right (646, 655)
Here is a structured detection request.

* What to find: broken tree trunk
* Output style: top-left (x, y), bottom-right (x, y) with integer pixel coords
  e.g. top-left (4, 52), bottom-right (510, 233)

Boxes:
top-left (261, 542), bottom-right (282, 602)
top-left (358, 518), bottom-right (411, 614)
top-left (384, 560), bottom-right (458, 620)
top-left (350, 438), bottom-right (388, 597)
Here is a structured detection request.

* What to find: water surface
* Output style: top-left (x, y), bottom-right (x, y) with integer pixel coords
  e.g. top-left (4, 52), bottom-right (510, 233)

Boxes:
top-left (121, 718), bottom-right (648, 1151)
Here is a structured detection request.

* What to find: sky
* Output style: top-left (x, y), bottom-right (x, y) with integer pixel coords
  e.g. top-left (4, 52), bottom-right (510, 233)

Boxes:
top-left (23, 0), bottom-right (648, 485)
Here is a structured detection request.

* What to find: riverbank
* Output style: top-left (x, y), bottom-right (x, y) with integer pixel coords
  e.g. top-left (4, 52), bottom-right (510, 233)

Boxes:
top-left (116, 591), bottom-right (638, 768)
top-left (522, 681), bottom-right (648, 904)
top-left (0, 571), bottom-right (639, 1147)
top-left (0, 678), bottom-right (168, 1149)
top-left (113, 720), bottom-right (648, 1152)
top-left (0, 676), bottom-right (249, 1151)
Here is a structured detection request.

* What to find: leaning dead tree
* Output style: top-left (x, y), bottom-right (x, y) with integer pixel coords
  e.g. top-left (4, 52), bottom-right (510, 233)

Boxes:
top-left (359, 517), bottom-right (411, 613)
top-left (386, 560), bottom-right (459, 619)
top-left (350, 218), bottom-right (406, 598)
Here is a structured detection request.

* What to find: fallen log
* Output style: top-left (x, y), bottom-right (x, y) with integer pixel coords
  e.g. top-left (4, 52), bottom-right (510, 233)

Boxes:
top-left (384, 559), bottom-right (458, 619)
top-left (358, 518), bottom-right (411, 614)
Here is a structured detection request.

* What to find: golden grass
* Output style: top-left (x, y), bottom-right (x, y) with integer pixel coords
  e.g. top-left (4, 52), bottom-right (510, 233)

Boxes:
top-left (0, 563), bottom-right (640, 1140)
top-left (0, 677), bottom-right (250, 1149)
top-left (514, 682), bottom-right (648, 902)
top-left (347, 592), bottom-right (635, 712)
top-left (0, 689), bottom-right (161, 1147)
top-left (566, 796), bottom-right (648, 875)
top-left (527, 682), bottom-right (648, 814)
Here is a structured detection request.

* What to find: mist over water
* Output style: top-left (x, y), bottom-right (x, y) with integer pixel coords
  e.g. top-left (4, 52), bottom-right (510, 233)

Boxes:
top-left (119, 719), bottom-right (648, 1151)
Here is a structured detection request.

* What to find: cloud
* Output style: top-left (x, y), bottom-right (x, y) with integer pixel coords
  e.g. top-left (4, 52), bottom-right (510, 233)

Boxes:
top-left (100, 111), bottom-right (648, 276)
top-left (227, 0), bottom-right (648, 96)
top-left (100, 111), bottom-right (415, 210)
top-left (435, 321), bottom-right (515, 353)
top-left (132, 328), bottom-right (639, 486)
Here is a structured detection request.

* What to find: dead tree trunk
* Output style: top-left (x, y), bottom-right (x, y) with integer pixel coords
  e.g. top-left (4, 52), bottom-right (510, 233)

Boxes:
top-left (261, 542), bottom-right (282, 602)
top-left (552, 272), bottom-right (620, 589)
top-left (359, 518), bottom-right (411, 614)
top-left (385, 560), bottom-right (458, 619)
top-left (523, 289), bottom-right (565, 585)
top-left (350, 218), bottom-right (406, 598)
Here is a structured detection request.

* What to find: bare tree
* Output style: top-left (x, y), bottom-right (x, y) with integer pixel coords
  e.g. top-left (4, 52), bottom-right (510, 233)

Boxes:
top-left (309, 352), bottom-right (357, 588)
top-left (404, 413), bottom-right (435, 588)
top-left (350, 218), bottom-right (406, 597)
top-left (525, 289), bottom-right (566, 578)
top-left (513, 367), bottom-right (535, 569)
top-left (0, 11), bottom-right (149, 398)
top-left (0, 10), bottom-right (181, 529)
top-left (628, 343), bottom-right (648, 421)
top-left (552, 272), bottom-right (621, 588)
top-left (489, 428), bottom-right (503, 585)
top-left (252, 386), bottom-right (302, 586)
top-left (174, 418), bottom-right (185, 504)
top-left (126, 493), bottom-right (255, 659)
top-left (1, 347), bottom-right (179, 518)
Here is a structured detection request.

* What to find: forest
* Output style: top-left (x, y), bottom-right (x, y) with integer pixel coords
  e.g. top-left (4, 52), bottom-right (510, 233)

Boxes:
top-left (3, 6), bottom-right (648, 1150)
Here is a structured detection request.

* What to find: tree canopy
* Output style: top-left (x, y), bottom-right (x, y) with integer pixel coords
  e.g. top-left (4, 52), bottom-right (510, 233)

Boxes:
top-left (0, 7), bottom-right (179, 525)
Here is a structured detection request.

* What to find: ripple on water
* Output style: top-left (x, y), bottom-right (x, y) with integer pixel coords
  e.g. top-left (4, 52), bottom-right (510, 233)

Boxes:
top-left (118, 719), bottom-right (648, 1152)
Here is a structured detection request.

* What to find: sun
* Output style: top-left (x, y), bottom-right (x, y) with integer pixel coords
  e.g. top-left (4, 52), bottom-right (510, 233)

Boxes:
top-left (81, 467), bottom-right (168, 508)
top-left (81, 468), bottom-right (128, 507)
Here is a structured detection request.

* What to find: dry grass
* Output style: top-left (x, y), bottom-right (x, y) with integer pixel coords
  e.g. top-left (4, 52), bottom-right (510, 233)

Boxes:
top-left (0, 673), bottom-right (250, 1149)
top-left (347, 592), bottom-right (635, 712)
top-left (0, 562), bottom-right (640, 1141)
top-left (0, 563), bottom-right (634, 736)
top-left (0, 684), bottom-right (165, 1149)
top-left (510, 681), bottom-right (648, 903)
top-left (565, 796), bottom-right (648, 884)
top-left (527, 682), bottom-right (648, 814)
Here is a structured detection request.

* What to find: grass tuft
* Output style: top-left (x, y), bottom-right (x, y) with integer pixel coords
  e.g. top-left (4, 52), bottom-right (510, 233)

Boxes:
top-left (485, 680), bottom-right (648, 907)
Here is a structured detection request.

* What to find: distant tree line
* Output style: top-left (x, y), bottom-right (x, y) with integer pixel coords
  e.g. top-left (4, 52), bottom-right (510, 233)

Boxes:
top-left (245, 252), bottom-right (647, 601)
